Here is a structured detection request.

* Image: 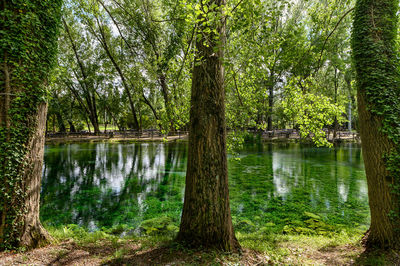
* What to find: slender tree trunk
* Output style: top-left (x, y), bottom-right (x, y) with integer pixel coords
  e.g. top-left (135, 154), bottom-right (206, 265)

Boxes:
top-left (68, 121), bottom-right (76, 133)
top-left (267, 85), bottom-right (273, 131)
top-left (352, 0), bottom-right (400, 248)
top-left (85, 117), bottom-right (91, 133)
top-left (348, 95), bottom-right (352, 132)
top-left (52, 115), bottom-right (56, 132)
top-left (56, 112), bottom-right (66, 133)
top-left (159, 74), bottom-right (174, 130)
top-left (91, 19), bottom-right (140, 131)
top-left (177, 0), bottom-right (240, 252)
top-left (125, 90), bottom-right (140, 130)
top-left (333, 68), bottom-right (338, 141)
top-left (63, 19), bottom-right (100, 134)
top-left (346, 77), bottom-right (353, 131)
top-left (142, 93), bottom-right (160, 123)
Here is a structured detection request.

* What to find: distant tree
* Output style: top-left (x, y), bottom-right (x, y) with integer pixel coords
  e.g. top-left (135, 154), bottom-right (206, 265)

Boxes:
top-left (0, 0), bottom-right (62, 249)
top-left (352, 0), bottom-right (400, 248)
top-left (62, 17), bottom-right (101, 134)
top-left (177, 0), bottom-right (240, 252)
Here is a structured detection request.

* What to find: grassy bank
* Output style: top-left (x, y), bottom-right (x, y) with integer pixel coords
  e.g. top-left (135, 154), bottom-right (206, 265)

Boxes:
top-left (1, 225), bottom-right (397, 265)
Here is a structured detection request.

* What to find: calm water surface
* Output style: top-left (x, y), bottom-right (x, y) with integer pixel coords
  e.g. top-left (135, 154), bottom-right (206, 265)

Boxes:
top-left (40, 142), bottom-right (369, 232)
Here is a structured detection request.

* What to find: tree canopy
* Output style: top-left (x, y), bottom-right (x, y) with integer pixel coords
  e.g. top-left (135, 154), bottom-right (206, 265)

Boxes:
top-left (45, 0), bottom-right (356, 146)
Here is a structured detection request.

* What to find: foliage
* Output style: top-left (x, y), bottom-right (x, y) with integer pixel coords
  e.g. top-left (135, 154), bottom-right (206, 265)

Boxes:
top-left (0, 0), bottom-right (62, 250)
top-left (282, 78), bottom-right (346, 147)
top-left (46, 0), bottom-right (357, 148)
top-left (139, 216), bottom-right (179, 236)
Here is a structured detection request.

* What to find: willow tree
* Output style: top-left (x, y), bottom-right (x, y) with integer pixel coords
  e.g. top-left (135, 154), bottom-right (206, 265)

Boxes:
top-left (0, 0), bottom-right (62, 250)
top-left (177, 0), bottom-right (240, 251)
top-left (352, 0), bottom-right (400, 248)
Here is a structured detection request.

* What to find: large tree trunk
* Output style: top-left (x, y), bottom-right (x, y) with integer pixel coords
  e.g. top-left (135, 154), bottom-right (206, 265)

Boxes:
top-left (177, 0), bottom-right (240, 252)
top-left (0, 64), bottom-right (51, 250)
top-left (357, 90), bottom-right (395, 247)
top-left (352, 0), bottom-right (400, 249)
top-left (0, 0), bottom-right (60, 250)
top-left (20, 103), bottom-right (51, 247)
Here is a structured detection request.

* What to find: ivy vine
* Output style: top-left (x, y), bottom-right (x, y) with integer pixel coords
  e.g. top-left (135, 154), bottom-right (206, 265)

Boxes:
top-left (352, 0), bottom-right (400, 228)
top-left (0, 0), bottom-right (62, 250)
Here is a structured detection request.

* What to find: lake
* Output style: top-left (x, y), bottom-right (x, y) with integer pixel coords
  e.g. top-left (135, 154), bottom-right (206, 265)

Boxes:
top-left (40, 142), bottom-right (370, 234)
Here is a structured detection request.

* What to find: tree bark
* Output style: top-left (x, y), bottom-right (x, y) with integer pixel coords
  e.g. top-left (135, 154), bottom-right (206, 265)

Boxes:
top-left (177, 0), bottom-right (240, 252)
top-left (0, 53), bottom-right (11, 246)
top-left (1, 48), bottom-right (53, 250)
top-left (352, 0), bottom-right (400, 248)
top-left (357, 89), bottom-right (395, 247)
top-left (20, 103), bottom-right (52, 248)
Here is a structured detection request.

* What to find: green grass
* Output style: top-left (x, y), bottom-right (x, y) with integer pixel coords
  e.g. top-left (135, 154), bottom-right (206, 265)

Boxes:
top-left (44, 224), bottom-right (371, 265)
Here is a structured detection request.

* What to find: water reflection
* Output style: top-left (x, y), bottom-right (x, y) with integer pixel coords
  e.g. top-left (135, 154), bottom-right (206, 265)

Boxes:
top-left (41, 142), bottom-right (369, 231)
top-left (228, 143), bottom-right (369, 229)
top-left (41, 143), bottom-right (187, 230)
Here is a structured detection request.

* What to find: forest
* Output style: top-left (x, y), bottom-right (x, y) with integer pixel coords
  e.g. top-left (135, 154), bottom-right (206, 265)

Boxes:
top-left (1, 0), bottom-right (400, 264)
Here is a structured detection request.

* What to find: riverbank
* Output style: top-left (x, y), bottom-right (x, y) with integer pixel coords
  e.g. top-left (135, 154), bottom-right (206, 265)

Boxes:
top-left (45, 134), bottom-right (188, 144)
top-left (45, 130), bottom-right (359, 145)
top-left (0, 228), bottom-right (396, 265)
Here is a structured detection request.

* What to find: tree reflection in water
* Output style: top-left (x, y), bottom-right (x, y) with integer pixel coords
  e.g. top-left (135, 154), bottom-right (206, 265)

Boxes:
top-left (41, 142), bottom-right (369, 232)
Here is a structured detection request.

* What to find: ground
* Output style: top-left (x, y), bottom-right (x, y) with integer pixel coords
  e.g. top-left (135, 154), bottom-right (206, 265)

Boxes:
top-left (1, 231), bottom-right (397, 265)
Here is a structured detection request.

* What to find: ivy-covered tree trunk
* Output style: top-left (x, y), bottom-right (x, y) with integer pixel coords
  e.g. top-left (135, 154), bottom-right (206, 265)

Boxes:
top-left (177, 0), bottom-right (240, 252)
top-left (352, 0), bottom-right (400, 248)
top-left (0, 0), bottom-right (61, 250)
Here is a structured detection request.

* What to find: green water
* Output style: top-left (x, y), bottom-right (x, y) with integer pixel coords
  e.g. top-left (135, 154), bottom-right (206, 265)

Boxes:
top-left (40, 142), bottom-right (369, 234)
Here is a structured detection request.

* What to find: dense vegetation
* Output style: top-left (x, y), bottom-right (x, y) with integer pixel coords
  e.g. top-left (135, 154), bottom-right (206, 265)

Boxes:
top-left (50, 0), bottom-right (354, 147)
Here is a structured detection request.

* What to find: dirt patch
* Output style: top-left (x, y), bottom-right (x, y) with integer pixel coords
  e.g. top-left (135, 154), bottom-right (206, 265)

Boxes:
top-left (104, 246), bottom-right (272, 266)
top-left (276, 241), bottom-right (365, 265)
top-left (0, 240), bottom-right (273, 266)
top-left (2, 240), bottom-right (395, 265)
top-left (0, 241), bottom-right (103, 266)
top-left (313, 244), bottom-right (363, 265)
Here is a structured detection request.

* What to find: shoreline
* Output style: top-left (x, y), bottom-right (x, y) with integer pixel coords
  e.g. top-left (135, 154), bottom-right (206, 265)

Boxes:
top-left (45, 135), bottom-right (188, 144)
top-left (45, 134), bottom-right (360, 145)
